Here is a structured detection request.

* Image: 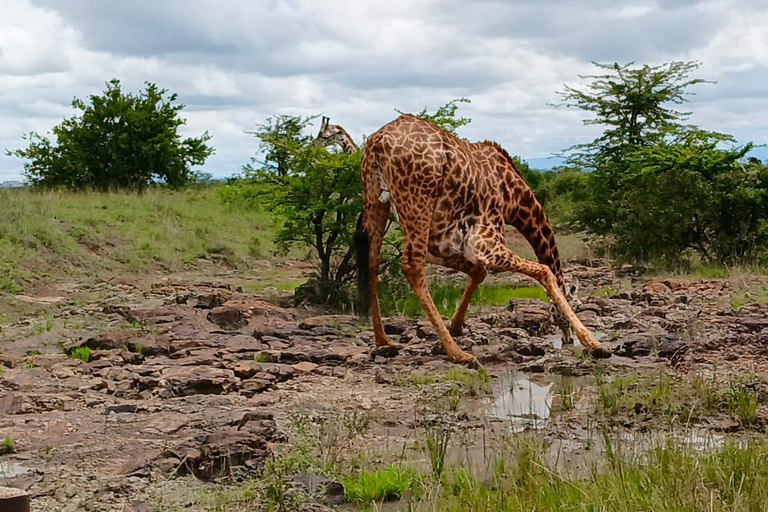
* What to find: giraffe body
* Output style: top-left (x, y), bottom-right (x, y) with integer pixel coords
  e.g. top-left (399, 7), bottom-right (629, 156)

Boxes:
top-left (361, 114), bottom-right (609, 363)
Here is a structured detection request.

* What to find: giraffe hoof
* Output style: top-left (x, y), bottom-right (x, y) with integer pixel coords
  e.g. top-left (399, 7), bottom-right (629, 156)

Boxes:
top-left (451, 352), bottom-right (480, 367)
top-left (588, 344), bottom-right (612, 359)
top-left (372, 344), bottom-right (400, 358)
top-left (449, 325), bottom-right (464, 337)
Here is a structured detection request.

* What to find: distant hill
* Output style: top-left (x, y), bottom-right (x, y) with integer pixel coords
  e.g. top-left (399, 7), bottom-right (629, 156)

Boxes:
top-left (0, 180), bottom-right (25, 189)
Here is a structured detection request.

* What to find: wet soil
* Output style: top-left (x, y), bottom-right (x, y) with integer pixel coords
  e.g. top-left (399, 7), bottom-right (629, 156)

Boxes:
top-left (1, 264), bottom-right (768, 510)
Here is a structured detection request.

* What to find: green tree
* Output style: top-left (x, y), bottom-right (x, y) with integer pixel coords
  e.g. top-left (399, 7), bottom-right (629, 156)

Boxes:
top-left (556, 61), bottom-right (710, 236)
top-left (399, 97), bottom-right (472, 135)
top-left (7, 79), bottom-right (213, 190)
top-left (231, 116), bottom-right (363, 304)
top-left (614, 127), bottom-right (762, 264)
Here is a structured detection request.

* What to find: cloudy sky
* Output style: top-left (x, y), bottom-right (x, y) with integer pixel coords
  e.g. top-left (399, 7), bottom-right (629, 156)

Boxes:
top-left (2, 0), bottom-right (768, 182)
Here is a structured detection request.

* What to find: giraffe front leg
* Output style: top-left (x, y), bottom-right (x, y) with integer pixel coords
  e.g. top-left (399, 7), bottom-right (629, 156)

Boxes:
top-left (402, 261), bottom-right (477, 365)
top-left (485, 245), bottom-right (610, 359)
top-left (427, 253), bottom-right (488, 337)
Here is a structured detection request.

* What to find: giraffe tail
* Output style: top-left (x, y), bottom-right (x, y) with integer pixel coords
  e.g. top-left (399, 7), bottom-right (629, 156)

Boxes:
top-left (353, 212), bottom-right (370, 317)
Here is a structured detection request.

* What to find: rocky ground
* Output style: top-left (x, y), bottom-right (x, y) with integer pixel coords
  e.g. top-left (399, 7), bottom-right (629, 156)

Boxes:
top-left (1, 264), bottom-right (768, 511)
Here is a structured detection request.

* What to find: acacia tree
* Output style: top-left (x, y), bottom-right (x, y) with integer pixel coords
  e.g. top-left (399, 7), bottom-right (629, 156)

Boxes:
top-left (235, 116), bottom-right (363, 304)
top-left (8, 79), bottom-right (213, 190)
top-left (557, 61), bottom-right (710, 235)
top-left (557, 62), bottom-right (768, 264)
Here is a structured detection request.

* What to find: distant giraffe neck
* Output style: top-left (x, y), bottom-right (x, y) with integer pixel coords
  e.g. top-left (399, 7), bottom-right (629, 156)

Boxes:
top-left (508, 188), bottom-right (565, 289)
top-left (335, 126), bottom-right (359, 154)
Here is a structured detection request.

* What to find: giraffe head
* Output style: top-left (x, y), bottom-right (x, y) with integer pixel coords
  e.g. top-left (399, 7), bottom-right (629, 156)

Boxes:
top-left (549, 278), bottom-right (580, 344)
top-left (315, 116), bottom-right (348, 148)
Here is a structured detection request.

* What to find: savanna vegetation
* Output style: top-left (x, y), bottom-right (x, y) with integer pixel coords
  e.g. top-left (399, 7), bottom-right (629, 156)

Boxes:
top-left (2, 64), bottom-right (768, 512)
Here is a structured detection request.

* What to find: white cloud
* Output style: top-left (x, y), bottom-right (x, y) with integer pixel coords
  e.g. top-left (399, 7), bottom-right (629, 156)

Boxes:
top-left (1, 0), bottom-right (767, 182)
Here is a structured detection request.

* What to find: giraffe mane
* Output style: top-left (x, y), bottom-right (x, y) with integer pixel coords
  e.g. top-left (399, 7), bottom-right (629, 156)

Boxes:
top-left (479, 140), bottom-right (526, 182)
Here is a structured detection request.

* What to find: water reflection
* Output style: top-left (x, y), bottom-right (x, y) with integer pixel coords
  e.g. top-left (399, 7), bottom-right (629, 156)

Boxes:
top-left (488, 373), bottom-right (554, 431)
top-left (0, 460), bottom-right (34, 479)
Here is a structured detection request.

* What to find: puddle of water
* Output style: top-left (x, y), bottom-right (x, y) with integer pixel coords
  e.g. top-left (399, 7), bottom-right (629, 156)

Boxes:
top-left (0, 460), bottom-right (35, 479)
top-left (547, 331), bottom-right (606, 350)
top-left (488, 373), bottom-right (554, 431)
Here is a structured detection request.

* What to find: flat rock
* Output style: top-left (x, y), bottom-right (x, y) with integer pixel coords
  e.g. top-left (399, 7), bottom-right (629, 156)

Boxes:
top-left (208, 300), bottom-right (292, 331)
top-left (79, 331), bottom-right (170, 356)
top-left (293, 362), bottom-right (319, 373)
top-left (291, 474), bottom-right (346, 506)
top-left (160, 367), bottom-right (238, 396)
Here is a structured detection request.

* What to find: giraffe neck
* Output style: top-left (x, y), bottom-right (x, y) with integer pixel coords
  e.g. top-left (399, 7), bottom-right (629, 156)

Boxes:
top-left (336, 128), bottom-right (359, 154)
top-left (507, 187), bottom-right (565, 289)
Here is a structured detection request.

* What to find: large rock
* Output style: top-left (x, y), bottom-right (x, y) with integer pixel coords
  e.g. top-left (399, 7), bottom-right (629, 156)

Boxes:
top-left (160, 367), bottom-right (238, 396)
top-left (614, 334), bottom-right (687, 361)
top-left (208, 300), bottom-right (293, 331)
top-left (291, 474), bottom-right (346, 506)
top-left (507, 299), bottom-right (552, 334)
top-left (0, 487), bottom-right (29, 512)
top-left (166, 411), bottom-right (277, 479)
top-left (79, 331), bottom-right (170, 356)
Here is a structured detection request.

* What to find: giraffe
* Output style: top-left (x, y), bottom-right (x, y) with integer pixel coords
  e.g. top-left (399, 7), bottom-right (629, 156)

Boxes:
top-left (359, 114), bottom-right (610, 365)
top-left (315, 116), bottom-right (360, 154)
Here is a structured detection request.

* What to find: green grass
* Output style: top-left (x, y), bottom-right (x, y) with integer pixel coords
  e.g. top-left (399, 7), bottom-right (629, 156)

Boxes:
top-left (0, 186), bottom-right (277, 292)
top-left (382, 281), bottom-right (548, 318)
top-left (427, 438), bottom-right (768, 512)
top-left (0, 436), bottom-right (15, 455)
top-left (69, 346), bottom-right (92, 363)
top-left (342, 465), bottom-right (422, 504)
top-left (397, 368), bottom-right (491, 396)
top-left (594, 371), bottom-right (764, 428)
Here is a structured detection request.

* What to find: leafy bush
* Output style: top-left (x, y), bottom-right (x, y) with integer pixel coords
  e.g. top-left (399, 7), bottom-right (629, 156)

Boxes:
top-left (225, 116), bottom-right (363, 306)
top-left (557, 61), bottom-right (767, 265)
top-left (610, 128), bottom-right (763, 265)
top-left (7, 79), bottom-right (213, 190)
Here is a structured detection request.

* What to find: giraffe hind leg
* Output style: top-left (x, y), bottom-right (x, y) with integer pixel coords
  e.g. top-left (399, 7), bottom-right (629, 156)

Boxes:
top-left (364, 197), bottom-right (393, 348)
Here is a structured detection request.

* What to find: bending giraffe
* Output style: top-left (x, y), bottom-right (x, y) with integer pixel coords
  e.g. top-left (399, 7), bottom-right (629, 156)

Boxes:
top-left (358, 114), bottom-right (610, 364)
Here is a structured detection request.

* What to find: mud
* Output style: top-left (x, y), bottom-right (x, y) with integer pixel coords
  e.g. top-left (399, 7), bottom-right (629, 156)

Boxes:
top-left (1, 264), bottom-right (768, 510)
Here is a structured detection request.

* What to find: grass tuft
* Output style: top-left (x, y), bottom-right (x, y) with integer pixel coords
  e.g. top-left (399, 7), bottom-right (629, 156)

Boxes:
top-left (0, 437), bottom-right (15, 455)
top-left (69, 346), bottom-right (92, 363)
top-left (342, 465), bottom-right (422, 504)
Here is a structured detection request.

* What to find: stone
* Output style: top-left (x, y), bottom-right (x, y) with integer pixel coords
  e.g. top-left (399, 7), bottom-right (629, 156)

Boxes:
top-left (291, 474), bottom-right (346, 506)
top-left (511, 340), bottom-right (547, 357)
top-left (168, 422), bottom-right (275, 479)
top-left (208, 299), bottom-right (291, 331)
top-left (80, 331), bottom-right (170, 356)
top-left (299, 315), bottom-right (356, 330)
top-left (252, 322), bottom-right (304, 340)
top-left (0, 487), bottom-right (30, 512)
top-left (507, 299), bottom-right (551, 334)
top-left (194, 290), bottom-right (233, 309)
top-left (0, 353), bottom-right (18, 369)
top-left (232, 361), bottom-right (262, 379)
top-left (240, 379), bottom-right (273, 397)
top-left (383, 317), bottom-right (410, 335)
top-left (293, 362), bottom-right (319, 373)
top-left (371, 345), bottom-right (399, 358)
top-left (160, 367), bottom-right (238, 396)
top-left (125, 307), bottom-right (183, 324)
